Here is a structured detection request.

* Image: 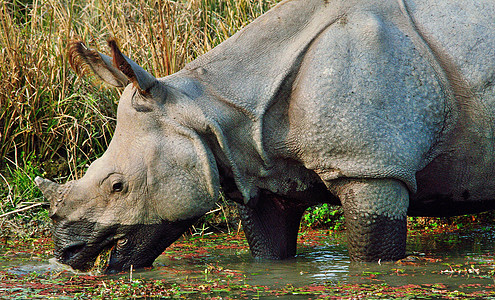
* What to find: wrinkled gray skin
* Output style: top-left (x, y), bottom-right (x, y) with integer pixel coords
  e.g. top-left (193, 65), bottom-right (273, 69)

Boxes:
top-left (36, 0), bottom-right (495, 272)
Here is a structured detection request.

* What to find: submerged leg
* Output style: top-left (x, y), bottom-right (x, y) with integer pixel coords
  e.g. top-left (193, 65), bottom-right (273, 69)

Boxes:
top-left (329, 178), bottom-right (409, 261)
top-left (237, 193), bottom-right (306, 259)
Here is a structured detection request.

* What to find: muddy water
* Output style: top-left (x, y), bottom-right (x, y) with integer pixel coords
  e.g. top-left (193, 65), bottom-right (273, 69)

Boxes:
top-left (3, 228), bottom-right (495, 293)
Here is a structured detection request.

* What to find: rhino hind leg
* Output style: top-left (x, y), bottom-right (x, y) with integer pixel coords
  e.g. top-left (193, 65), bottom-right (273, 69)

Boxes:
top-left (329, 178), bottom-right (409, 262)
top-left (237, 192), bottom-right (307, 259)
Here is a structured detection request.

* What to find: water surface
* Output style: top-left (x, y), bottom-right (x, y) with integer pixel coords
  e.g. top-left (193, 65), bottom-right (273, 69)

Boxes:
top-left (3, 228), bottom-right (495, 297)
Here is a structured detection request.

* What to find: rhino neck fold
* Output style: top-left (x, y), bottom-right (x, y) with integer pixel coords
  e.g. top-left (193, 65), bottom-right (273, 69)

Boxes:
top-left (178, 0), bottom-right (350, 204)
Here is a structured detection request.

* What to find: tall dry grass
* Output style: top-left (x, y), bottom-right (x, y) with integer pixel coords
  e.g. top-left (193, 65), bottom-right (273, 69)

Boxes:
top-left (0, 0), bottom-right (279, 233)
top-left (1, 0), bottom-right (279, 176)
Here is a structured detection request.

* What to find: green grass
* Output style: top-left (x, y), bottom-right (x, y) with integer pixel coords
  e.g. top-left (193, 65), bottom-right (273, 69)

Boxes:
top-left (302, 204), bottom-right (345, 231)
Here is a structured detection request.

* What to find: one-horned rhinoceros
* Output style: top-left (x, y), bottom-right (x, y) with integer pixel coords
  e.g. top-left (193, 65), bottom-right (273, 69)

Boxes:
top-left (35, 0), bottom-right (495, 273)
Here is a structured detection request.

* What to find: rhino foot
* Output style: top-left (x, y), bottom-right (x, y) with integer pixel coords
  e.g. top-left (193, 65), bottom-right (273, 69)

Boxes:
top-left (330, 178), bottom-right (409, 262)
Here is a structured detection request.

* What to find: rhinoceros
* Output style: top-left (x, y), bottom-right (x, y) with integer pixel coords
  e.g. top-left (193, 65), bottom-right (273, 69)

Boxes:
top-left (35, 0), bottom-right (495, 272)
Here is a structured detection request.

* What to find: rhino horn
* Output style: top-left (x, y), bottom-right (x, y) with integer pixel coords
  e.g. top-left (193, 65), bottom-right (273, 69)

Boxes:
top-left (107, 38), bottom-right (157, 94)
top-left (34, 176), bottom-right (62, 217)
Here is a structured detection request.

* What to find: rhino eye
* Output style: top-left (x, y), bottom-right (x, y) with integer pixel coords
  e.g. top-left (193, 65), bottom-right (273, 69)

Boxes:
top-left (112, 182), bottom-right (124, 192)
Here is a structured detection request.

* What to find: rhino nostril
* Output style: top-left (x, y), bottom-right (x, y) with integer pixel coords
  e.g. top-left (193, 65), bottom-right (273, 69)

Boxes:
top-left (116, 238), bottom-right (128, 249)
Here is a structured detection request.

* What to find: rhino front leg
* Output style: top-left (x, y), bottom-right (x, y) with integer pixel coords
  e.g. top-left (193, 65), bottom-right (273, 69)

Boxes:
top-left (330, 179), bottom-right (409, 262)
top-left (237, 193), bottom-right (307, 259)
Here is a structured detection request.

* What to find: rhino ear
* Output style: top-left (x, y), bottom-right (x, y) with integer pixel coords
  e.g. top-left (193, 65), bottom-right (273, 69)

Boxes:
top-left (68, 40), bottom-right (130, 87)
top-left (107, 38), bottom-right (157, 94)
top-left (68, 39), bottom-right (157, 93)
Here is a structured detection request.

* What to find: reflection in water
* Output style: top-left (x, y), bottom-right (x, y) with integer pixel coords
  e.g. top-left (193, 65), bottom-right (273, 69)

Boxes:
top-left (296, 246), bottom-right (349, 283)
top-left (144, 244), bottom-right (349, 287)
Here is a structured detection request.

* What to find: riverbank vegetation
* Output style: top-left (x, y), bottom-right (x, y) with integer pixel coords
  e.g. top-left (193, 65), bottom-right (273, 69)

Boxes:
top-left (1, 0), bottom-right (494, 243)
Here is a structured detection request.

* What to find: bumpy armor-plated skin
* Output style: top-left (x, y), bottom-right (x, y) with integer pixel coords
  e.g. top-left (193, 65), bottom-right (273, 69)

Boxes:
top-left (36, 0), bottom-right (495, 272)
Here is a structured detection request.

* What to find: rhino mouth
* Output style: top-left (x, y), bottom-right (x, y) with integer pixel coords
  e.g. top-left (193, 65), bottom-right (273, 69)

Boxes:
top-left (53, 218), bottom-right (197, 273)
top-left (56, 234), bottom-right (120, 272)
top-left (53, 220), bottom-right (121, 272)
top-left (104, 218), bottom-right (198, 274)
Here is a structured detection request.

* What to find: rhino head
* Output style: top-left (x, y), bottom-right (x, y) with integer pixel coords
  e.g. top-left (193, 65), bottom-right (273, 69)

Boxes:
top-left (35, 39), bottom-right (219, 273)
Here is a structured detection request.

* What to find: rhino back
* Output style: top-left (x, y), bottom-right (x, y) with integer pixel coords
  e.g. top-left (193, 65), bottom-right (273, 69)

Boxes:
top-left (184, 0), bottom-right (441, 199)
top-left (181, 0), bottom-right (495, 210)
